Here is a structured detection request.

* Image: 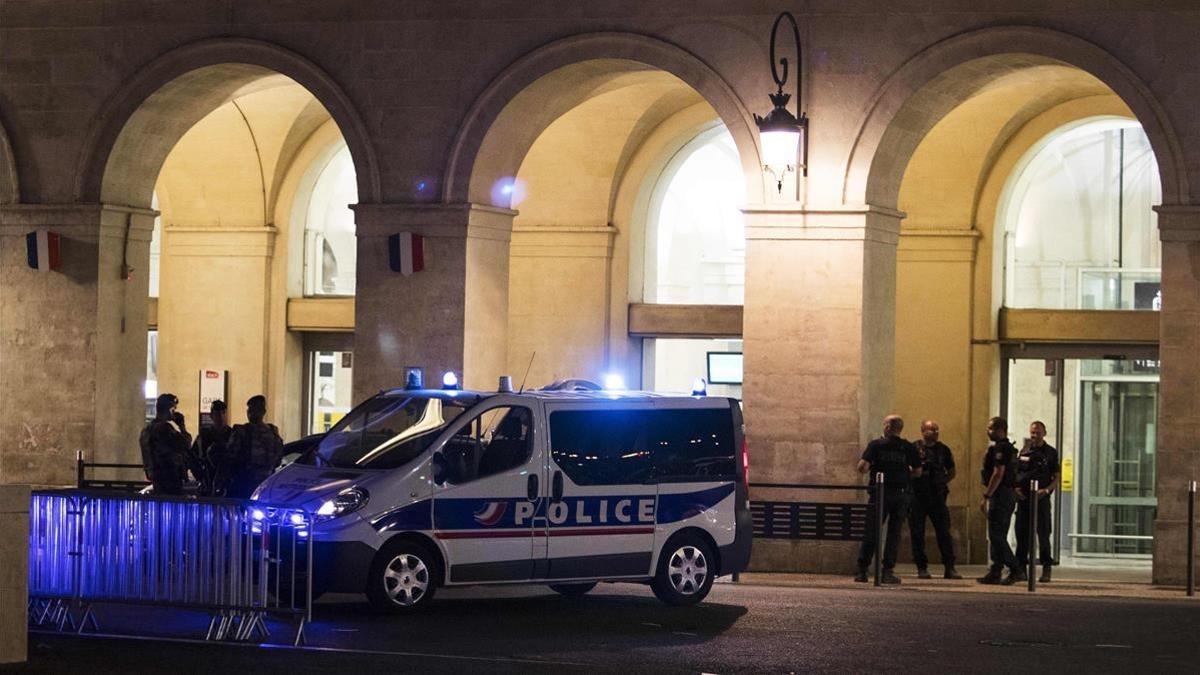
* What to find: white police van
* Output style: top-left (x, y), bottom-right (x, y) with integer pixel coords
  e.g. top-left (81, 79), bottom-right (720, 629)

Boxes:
top-left (254, 376), bottom-right (752, 612)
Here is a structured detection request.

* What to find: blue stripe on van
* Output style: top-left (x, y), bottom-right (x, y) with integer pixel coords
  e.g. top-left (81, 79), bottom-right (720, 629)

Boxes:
top-left (369, 482), bottom-right (735, 533)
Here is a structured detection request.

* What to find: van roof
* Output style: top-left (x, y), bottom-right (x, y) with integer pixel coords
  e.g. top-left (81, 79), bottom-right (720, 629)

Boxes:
top-left (378, 387), bottom-right (725, 404)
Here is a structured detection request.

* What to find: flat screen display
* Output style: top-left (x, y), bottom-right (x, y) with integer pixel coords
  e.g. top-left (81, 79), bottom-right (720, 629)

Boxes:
top-left (707, 352), bottom-right (743, 385)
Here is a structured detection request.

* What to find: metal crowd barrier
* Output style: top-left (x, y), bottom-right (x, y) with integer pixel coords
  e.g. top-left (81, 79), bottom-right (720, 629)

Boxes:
top-left (27, 489), bottom-right (314, 646)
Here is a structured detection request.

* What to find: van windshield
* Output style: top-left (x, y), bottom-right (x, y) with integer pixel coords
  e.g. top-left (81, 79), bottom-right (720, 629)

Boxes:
top-left (316, 396), bottom-right (466, 469)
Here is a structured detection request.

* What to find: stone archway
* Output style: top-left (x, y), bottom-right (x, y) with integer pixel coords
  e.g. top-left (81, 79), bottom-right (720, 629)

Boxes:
top-left (845, 26), bottom-right (1187, 211)
top-left (75, 37), bottom-right (380, 209)
top-left (443, 32), bottom-right (766, 208)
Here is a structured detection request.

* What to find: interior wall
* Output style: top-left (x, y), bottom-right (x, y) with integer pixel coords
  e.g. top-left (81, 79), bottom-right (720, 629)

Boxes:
top-left (505, 71), bottom-right (711, 389)
top-left (154, 82), bottom-right (338, 434)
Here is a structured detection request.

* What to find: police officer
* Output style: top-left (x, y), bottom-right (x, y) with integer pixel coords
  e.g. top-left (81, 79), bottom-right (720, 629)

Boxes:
top-left (1015, 420), bottom-right (1060, 583)
top-left (908, 420), bottom-right (962, 580)
top-left (855, 414), bottom-right (922, 585)
top-left (190, 399), bottom-right (232, 496)
top-left (139, 393), bottom-right (192, 495)
top-left (978, 416), bottom-right (1024, 585)
top-left (225, 395), bottom-right (284, 499)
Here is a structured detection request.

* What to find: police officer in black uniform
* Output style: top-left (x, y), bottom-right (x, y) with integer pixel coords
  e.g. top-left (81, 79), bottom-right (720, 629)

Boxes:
top-left (908, 420), bottom-right (962, 580)
top-left (855, 414), bottom-right (922, 585)
top-left (1015, 420), bottom-right (1060, 583)
top-left (978, 416), bottom-right (1025, 585)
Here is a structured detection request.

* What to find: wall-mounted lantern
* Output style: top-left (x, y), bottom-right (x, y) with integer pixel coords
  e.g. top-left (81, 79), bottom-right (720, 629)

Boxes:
top-left (753, 11), bottom-right (808, 193)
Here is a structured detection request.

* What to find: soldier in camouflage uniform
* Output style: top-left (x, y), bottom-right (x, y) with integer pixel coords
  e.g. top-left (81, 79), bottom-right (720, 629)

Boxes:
top-left (225, 395), bottom-right (284, 499)
top-left (139, 393), bottom-right (192, 495)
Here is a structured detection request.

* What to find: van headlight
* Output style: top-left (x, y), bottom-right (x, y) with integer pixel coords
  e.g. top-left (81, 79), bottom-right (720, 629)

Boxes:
top-left (315, 487), bottom-right (369, 521)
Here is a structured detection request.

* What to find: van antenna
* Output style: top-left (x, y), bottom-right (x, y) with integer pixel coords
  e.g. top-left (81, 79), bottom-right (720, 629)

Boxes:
top-left (519, 351), bottom-right (536, 393)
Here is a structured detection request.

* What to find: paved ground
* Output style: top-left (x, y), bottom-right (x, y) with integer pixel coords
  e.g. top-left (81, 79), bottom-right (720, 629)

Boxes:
top-left (7, 576), bottom-right (1199, 674)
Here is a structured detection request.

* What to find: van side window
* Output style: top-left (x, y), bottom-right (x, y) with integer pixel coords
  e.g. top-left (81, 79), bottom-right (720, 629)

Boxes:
top-left (647, 409), bottom-right (736, 481)
top-left (549, 410), bottom-right (651, 485)
top-left (443, 406), bottom-right (533, 484)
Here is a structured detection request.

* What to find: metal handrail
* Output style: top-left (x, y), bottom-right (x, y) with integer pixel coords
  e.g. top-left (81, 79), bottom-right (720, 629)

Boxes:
top-left (750, 481), bottom-right (871, 491)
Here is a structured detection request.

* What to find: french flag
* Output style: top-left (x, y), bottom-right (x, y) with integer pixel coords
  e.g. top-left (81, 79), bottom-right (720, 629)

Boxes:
top-left (388, 232), bottom-right (425, 276)
top-left (26, 230), bottom-right (61, 272)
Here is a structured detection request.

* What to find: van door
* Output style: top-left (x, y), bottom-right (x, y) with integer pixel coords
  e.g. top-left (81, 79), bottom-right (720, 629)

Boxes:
top-left (541, 405), bottom-right (657, 580)
top-left (432, 402), bottom-right (541, 583)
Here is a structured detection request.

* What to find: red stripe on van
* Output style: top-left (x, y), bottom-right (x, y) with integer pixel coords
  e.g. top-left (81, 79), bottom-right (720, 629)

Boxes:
top-left (548, 527), bottom-right (654, 537)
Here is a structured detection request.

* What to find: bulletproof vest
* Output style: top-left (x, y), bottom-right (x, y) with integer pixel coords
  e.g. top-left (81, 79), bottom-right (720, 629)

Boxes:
top-left (1017, 445), bottom-right (1055, 486)
top-left (233, 423), bottom-right (283, 474)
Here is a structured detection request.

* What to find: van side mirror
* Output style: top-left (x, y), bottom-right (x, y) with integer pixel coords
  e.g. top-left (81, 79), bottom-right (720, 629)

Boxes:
top-left (431, 452), bottom-right (448, 485)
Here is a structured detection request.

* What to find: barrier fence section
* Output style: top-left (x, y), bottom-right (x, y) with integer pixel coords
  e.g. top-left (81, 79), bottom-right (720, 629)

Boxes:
top-left (27, 489), bottom-right (314, 646)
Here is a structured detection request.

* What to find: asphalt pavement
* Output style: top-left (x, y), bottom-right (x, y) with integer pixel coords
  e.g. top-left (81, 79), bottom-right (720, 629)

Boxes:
top-left (8, 580), bottom-right (1200, 674)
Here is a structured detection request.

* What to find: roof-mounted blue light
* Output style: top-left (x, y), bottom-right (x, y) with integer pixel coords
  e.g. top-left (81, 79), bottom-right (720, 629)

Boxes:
top-left (405, 370), bottom-right (423, 390)
top-left (442, 371), bottom-right (460, 390)
top-left (602, 373), bottom-right (625, 391)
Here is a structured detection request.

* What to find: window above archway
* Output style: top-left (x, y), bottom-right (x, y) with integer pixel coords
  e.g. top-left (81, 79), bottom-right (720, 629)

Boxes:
top-left (645, 127), bottom-right (745, 305)
top-left (1004, 118), bottom-right (1162, 310)
top-left (304, 144), bottom-right (358, 296)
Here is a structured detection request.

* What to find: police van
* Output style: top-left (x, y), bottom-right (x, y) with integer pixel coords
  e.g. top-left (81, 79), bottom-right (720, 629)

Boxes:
top-left (254, 375), bottom-right (752, 612)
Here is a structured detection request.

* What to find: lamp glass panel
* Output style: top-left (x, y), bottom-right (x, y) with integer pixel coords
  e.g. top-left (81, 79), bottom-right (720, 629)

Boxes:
top-left (760, 129), bottom-right (800, 169)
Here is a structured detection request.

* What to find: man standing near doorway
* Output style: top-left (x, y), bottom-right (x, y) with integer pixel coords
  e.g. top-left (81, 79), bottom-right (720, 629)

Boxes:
top-left (978, 416), bottom-right (1024, 585)
top-left (225, 395), bottom-right (285, 499)
top-left (855, 415), bottom-right (922, 585)
top-left (908, 420), bottom-right (962, 580)
top-left (1015, 420), bottom-right (1060, 583)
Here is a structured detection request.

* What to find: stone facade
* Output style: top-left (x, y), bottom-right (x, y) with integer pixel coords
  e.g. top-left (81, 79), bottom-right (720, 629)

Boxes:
top-left (1, 1), bottom-right (1199, 582)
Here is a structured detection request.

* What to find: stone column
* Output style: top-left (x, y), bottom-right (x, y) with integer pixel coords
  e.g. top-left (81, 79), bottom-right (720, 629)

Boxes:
top-left (508, 225), bottom-right (615, 388)
top-left (0, 485), bottom-right (29, 664)
top-left (1152, 205), bottom-right (1200, 585)
top-left (352, 203), bottom-right (513, 396)
top-left (0, 205), bottom-right (152, 485)
top-left (741, 204), bottom-right (902, 572)
top-left (157, 226), bottom-right (277, 427)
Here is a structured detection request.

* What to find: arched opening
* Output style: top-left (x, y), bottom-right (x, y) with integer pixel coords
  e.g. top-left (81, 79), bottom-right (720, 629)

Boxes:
top-left (858, 31), bottom-right (1183, 572)
top-left (85, 40), bottom-right (375, 450)
top-left (457, 41), bottom-right (759, 393)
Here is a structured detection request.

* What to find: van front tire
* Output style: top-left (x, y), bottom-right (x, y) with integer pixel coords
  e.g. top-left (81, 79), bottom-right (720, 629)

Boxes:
top-left (366, 538), bottom-right (440, 613)
top-left (651, 535), bottom-right (715, 606)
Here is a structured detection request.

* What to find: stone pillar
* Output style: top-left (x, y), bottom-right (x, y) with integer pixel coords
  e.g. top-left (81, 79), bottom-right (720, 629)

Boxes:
top-left (741, 204), bottom-right (902, 572)
top-left (0, 205), bottom-right (152, 485)
top-left (352, 203), bottom-right (513, 396)
top-left (0, 485), bottom-right (29, 664)
top-left (157, 226), bottom-right (277, 426)
top-left (1153, 205), bottom-right (1200, 585)
top-left (508, 225), bottom-right (615, 388)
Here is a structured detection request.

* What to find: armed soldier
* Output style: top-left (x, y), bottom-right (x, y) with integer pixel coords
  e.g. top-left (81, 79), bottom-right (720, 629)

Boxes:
top-left (225, 395), bottom-right (285, 499)
top-left (139, 393), bottom-right (192, 495)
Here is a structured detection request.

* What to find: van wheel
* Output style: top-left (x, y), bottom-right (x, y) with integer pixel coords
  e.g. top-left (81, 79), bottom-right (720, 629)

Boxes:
top-left (549, 582), bottom-right (597, 599)
top-left (651, 535), bottom-right (715, 606)
top-left (366, 539), bottom-right (440, 613)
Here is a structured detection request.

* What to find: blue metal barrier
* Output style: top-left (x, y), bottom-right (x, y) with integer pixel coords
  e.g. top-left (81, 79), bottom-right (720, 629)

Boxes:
top-left (27, 489), bottom-right (314, 645)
